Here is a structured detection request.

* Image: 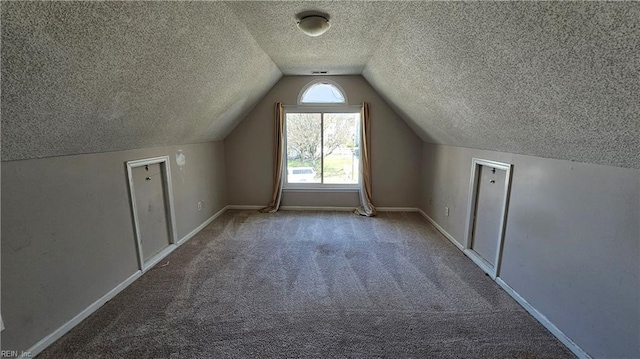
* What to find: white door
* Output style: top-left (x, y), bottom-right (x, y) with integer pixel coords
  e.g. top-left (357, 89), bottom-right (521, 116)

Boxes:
top-left (471, 165), bottom-right (507, 268)
top-left (131, 163), bottom-right (171, 262)
top-left (464, 159), bottom-right (512, 279)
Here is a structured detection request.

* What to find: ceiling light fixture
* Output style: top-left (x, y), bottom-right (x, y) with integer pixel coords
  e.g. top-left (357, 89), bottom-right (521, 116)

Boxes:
top-left (297, 14), bottom-right (330, 37)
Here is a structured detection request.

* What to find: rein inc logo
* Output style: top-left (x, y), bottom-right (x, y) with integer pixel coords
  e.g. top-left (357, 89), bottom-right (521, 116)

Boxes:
top-left (1, 351), bottom-right (32, 358)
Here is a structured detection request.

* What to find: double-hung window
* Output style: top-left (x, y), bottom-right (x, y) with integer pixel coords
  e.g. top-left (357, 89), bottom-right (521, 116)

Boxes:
top-left (284, 81), bottom-right (361, 190)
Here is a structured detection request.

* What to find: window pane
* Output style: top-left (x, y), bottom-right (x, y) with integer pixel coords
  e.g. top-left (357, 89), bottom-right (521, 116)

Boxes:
top-left (286, 113), bottom-right (321, 183)
top-left (300, 83), bottom-right (345, 103)
top-left (323, 113), bottom-right (360, 184)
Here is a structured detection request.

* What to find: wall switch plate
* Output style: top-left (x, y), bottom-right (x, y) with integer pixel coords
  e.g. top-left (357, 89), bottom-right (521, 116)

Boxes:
top-left (197, 201), bottom-right (202, 211)
top-left (445, 206), bottom-right (449, 216)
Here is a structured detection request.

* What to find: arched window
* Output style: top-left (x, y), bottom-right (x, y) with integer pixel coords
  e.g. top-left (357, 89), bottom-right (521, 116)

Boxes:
top-left (286, 80), bottom-right (359, 189)
top-left (299, 81), bottom-right (347, 104)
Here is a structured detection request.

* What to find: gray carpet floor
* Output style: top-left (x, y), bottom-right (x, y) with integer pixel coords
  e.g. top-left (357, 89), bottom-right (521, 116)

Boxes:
top-left (41, 210), bottom-right (575, 358)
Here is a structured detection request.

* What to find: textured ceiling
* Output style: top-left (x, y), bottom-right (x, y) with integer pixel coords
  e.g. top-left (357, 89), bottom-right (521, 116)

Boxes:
top-left (2, 1), bottom-right (639, 169)
top-left (364, 2), bottom-right (640, 169)
top-left (1, 1), bottom-right (281, 161)
top-left (227, 1), bottom-right (407, 75)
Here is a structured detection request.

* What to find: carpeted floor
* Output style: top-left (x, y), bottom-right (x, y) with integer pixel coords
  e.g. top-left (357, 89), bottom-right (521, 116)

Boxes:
top-left (41, 210), bottom-right (575, 358)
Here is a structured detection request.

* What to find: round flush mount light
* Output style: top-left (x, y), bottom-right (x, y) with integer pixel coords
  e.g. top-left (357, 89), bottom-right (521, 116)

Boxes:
top-left (297, 14), bottom-right (330, 37)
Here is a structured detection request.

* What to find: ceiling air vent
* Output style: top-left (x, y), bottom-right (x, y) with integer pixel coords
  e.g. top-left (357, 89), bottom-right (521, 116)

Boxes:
top-left (311, 71), bottom-right (328, 75)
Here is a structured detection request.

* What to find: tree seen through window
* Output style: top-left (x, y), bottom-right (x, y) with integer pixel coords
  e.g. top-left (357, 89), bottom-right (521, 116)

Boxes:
top-left (286, 112), bottom-right (360, 185)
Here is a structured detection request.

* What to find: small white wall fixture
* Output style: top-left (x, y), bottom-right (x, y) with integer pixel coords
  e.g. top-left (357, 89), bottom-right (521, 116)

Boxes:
top-left (463, 158), bottom-right (513, 279)
top-left (126, 156), bottom-right (178, 272)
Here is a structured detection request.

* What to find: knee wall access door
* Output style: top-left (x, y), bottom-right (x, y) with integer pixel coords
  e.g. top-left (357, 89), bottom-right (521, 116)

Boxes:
top-left (126, 156), bottom-right (177, 271)
top-left (464, 159), bottom-right (513, 279)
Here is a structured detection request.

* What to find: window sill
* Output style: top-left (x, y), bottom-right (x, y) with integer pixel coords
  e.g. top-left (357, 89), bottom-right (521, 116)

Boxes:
top-left (283, 187), bottom-right (359, 193)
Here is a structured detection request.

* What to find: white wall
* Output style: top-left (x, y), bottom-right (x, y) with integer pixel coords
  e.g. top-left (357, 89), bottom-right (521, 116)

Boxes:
top-left (1, 142), bottom-right (227, 352)
top-left (224, 75), bottom-right (422, 208)
top-left (419, 143), bottom-right (640, 358)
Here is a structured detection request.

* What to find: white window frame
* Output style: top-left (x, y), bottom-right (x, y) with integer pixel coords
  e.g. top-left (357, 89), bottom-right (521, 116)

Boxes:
top-left (298, 79), bottom-right (348, 105)
top-left (284, 104), bottom-right (362, 192)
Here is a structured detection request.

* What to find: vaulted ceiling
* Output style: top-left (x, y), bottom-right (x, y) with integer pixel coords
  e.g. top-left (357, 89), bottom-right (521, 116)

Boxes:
top-left (2, 1), bottom-right (638, 168)
top-left (226, 1), bottom-right (406, 75)
top-left (364, 2), bottom-right (639, 169)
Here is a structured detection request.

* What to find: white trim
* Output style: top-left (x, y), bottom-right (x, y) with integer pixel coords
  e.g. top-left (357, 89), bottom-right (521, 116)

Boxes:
top-left (419, 209), bottom-right (590, 359)
top-left (24, 207), bottom-right (227, 357)
top-left (418, 209), bottom-right (464, 251)
top-left (297, 79), bottom-right (348, 105)
top-left (26, 271), bottom-right (142, 357)
top-left (146, 205), bottom-right (230, 269)
top-left (22, 204), bottom-right (591, 359)
top-left (280, 206), bottom-right (355, 211)
top-left (377, 207), bottom-right (419, 212)
top-left (279, 206), bottom-right (423, 212)
top-left (228, 205), bottom-right (422, 213)
top-left (282, 107), bottom-right (362, 191)
top-left (496, 278), bottom-right (592, 359)
top-left (177, 205), bottom-right (229, 245)
top-left (135, 206), bottom-right (230, 272)
top-left (463, 158), bottom-right (513, 280)
top-left (126, 156), bottom-right (178, 272)
top-left (227, 205), bottom-right (264, 210)
top-left (284, 105), bottom-right (362, 113)
top-left (464, 249), bottom-right (496, 275)
top-left (142, 245), bottom-right (177, 272)
top-left (227, 204), bottom-right (420, 212)
top-left (283, 187), bottom-right (359, 193)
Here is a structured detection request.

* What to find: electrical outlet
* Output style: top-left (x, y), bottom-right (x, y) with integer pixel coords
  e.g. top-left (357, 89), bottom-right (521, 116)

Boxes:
top-left (445, 206), bottom-right (449, 217)
top-left (201, 200), bottom-right (205, 210)
top-left (197, 201), bottom-right (202, 211)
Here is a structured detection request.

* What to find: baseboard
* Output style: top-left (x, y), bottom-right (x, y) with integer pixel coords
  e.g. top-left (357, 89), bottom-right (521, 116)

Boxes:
top-left (228, 205), bottom-right (356, 212)
top-left (226, 205), bottom-right (263, 210)
top-left (25, 207), bottom-right (228, 357)
top-left (279, 206), bottom-right (420, 212)
top-left (280, 206), bottom-right (355, 211)
top-left (463, 248), bottom-right (496, 279)
top-left (177, 205), bottom-right (229, 246)
top-left (496, 278), bottom-right (591, 359)
top-left (26, 270), bottom-right (142, 357)
top-left (419, 210), bottom-right (590, 358)
top-left (24, 205), bottom-right (590, 359)
top-left (417, 209), bottom-right (464, 251)
top-left (143, 244), bottom-right (177, 272)
top-left (227, 205), bottom-right (421, 212)
top-left (376, 207), bottom-right (419, 212)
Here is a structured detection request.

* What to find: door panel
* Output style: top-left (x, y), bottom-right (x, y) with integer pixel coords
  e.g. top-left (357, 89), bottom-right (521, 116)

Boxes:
top-left (132, 164), bottom-right (171, 261)
top-left (471, 165), bottom-right (507, 267)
